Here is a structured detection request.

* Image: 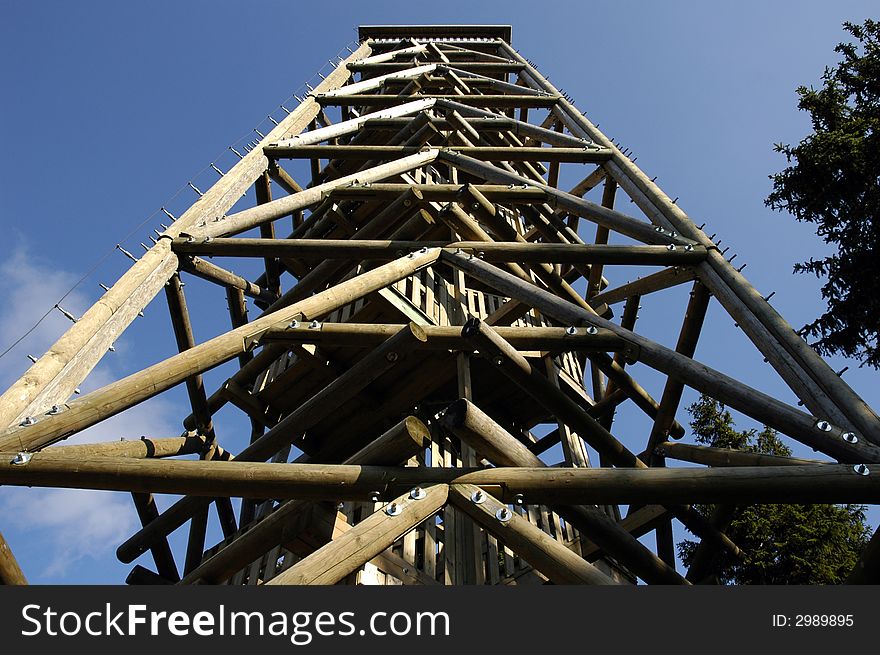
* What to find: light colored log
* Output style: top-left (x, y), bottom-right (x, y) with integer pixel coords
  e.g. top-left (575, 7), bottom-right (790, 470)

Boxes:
top-left (267, 144), bottom-right (613, 163)
top-left (266, 484), bottom-right (448, 585)
top-left (260, 322), bottom-right (625, 352)
top-left (40, 435), bottom-right (210, 460)
top-left (0, 532), bottom-right (27, 585)
top-left (200, 150), bottom-right (439, 239)
top-left (448, 484), bottom-right (617, 585)
top-left (318, 94), bottom-right (559, 108)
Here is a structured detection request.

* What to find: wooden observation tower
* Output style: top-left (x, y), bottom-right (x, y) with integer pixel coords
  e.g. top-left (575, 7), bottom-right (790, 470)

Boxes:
top-left (1, 24), bottom-right (879, 586)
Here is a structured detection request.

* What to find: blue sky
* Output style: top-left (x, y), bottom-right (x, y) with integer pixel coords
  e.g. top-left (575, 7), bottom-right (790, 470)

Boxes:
top-left (1, 1), bottom-right (877, 583)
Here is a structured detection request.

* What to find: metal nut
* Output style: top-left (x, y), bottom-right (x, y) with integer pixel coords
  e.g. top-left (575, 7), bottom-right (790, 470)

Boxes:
top-left (495, 507), bottom-right (512, 522)
top-left (815, 420), bottom-right (833, 432)
top-left (841, 432), bottom-right (859, 444)
top-left (471, 490), bottom-right (486, 504)
top-left (853, 464), bottom-right (870, 476)
top-left (385, 502), bottom-right (402, 516)
top-left (409, 487), bottom-right (426, 500)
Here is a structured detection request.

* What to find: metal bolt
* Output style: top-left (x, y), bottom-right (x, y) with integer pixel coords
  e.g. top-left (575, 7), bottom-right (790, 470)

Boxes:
top-left (19, 416), bottom-right (35, 427)
top-left (842, 432), bottom-right (859, 444)
top-left (288, 320), bottom-right (299, 329)
top-left (666, 244), bottom-right (676, 251)
top-left (654, 226), bottom-right (664, 232)
top-left (385, 502), bottom-right (402, 516)
top-left (513, 494), bottom-right (524, 506)
top-left (477, 251), bottom-right (485, 259)
top-left (565, 326), bottom-right (577, 336)
top-left (493, 356), bottom-right (504, 366)
top-left (495, 507), bottom-right (512, 522)
top-left (369, 491), bottom-right (381, 503)
top-left (11, 452), bottom-right (32, 466)
top-left (853, 464), bottom-right (870, 476)
top-left (386, 351), bottom-right (399, 362)
top-left (309, 320), bottom-right (321, 329)
top-left (410, 487), bottom-right (426, 500)
top-left (685, 244), bottom-right (694, 251)
top-left (48, 405), bottom-right (62, 415)
top-left (815, 420), bottom-right (833, 432)
top-left (471, 490), bottom-right (485, 504)
top-left (586, 326), bottom-right (598, 335)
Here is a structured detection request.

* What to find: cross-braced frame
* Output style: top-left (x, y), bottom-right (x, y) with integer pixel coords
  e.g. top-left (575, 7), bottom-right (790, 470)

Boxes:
top-left (1, 24), bottom-right (879, 586)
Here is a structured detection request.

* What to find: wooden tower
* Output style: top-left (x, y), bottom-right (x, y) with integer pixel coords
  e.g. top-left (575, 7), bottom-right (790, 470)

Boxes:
top-left (1, 24), bottom-right (879, 586)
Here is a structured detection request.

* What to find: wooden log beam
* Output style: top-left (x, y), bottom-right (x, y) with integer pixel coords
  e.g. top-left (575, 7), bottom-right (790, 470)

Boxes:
top-left (654, 441), bottom-right (825, 467)
top-left (0, 249), bottom-right (440, 453)
top-left (199, 150), bottom-right (440, 239)
top-left (329, 182), bottom-right (546, 203)
top-left (0, 531), bottom-right (27, 585)
top-left (589, 266), bottom-right (697, 308)
top-left (181, 416), bottom-right (429, 584)
top-left (647, 282), bottom-right (712, 453)
top-left (317, 94), bottom-right (560, 108)
top-left (265, 484), bottom-right (448, 585)
top-left (178, 255), bottom-right (277, 305)
top-left (259, 322), bottom-right (626, 353)
top-left (172, 237), bottom-right (706, 266)
top-left (39, 435), bottom-right (210, 460)
top-left (441, 250), bottom-right (880, 464)
top-left (115, 322), bottom-right (428, 564)
top-left (3, 457), bottom-right (874, 506)
top-left (131, 492), bottom-right (180, 583)
top-left (266, 144), bottom-right (612, 164)
top-left (349, 61), bottom-right (523, 73)
top-left (448, 484), bottom-right (618, 585)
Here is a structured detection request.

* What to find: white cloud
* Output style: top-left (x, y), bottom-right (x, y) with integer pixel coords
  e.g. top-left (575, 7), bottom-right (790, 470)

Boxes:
top-left (0, 242), bottom-right (186, 580)
top-left (0, 488), bottom-right (138, 579)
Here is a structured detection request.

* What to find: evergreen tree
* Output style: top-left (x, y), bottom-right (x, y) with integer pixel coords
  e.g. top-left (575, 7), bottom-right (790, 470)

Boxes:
top-left (766, 19), bottom-right (880, 367)
top-left (677, 396), bottom-right (870, 584)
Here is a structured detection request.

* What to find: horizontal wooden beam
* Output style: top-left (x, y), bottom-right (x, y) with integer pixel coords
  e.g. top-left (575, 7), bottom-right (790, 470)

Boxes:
top-left (318, 94), bottom-right (560, 108)
top-left (173, 238), bottom-right (706, 266)
top-left (266, 144), bottom-right (611, 163)
top-left (327, 182), bottom-right (546, 203)
top-left (2, 456), bottom-right (876, 505)
top-left (350, 61), bottom-right (523, 73)
top-left (654, 441), bottom-right (825, 467)
top-left (259, 322), bottom-right (627, 353)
